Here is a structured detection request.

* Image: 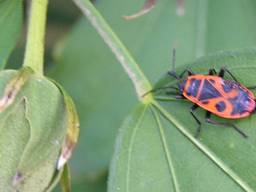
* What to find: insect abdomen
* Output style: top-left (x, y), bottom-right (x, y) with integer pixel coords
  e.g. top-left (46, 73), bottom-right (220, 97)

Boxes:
top-left (182, 75), bottom-right (255, 119)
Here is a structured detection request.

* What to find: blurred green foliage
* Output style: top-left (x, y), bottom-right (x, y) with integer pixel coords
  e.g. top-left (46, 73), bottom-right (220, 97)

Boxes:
top-left (0, 0), bottom-right (22, 69)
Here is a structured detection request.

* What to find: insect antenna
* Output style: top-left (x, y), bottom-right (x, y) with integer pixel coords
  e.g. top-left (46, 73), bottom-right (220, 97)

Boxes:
top-left (142, 86), bottom-right (180, 97)
top-left (168, 48), bottom-right (180, 80)
top-left (142, 48), bottom-right (182, 97)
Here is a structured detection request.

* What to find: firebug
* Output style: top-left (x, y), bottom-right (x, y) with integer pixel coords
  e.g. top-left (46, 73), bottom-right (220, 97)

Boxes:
top-left (157, 50), bottom-right (256, 138)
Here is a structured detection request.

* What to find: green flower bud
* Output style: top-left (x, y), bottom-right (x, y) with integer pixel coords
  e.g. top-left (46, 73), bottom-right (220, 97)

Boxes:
top-left (0, 67), bottom-right (79, 191)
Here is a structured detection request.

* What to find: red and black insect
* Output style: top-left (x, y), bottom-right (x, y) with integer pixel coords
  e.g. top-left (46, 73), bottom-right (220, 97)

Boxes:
top-left (162, 50), bottom-right (256, 138)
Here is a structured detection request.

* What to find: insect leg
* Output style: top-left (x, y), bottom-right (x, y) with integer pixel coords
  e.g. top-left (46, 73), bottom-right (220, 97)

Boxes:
top-left (173, 95), bottom-right (185, 99)
top-left (168, 48), bottom-right (194, 79)
top-left (164, 86), bottom-right (184, 99)
top-left (205, 111), bottom-right (248, 138)
top-left (208, 69), bottom-right (217, 75)
top-left (178, 69), bottom-right (194, 78)
top-left (151, 86), bottom-right (179, 93)
top-left (218, 67), bottom-right (238, 82)
top-left (189, 104), bottom-right (202, 138)
top-left (168, 48), bottom-right (180, 79)
top-left (218, 67), bottom-right (255, 90)
top-left (168, 68), bottom-right (194, 79)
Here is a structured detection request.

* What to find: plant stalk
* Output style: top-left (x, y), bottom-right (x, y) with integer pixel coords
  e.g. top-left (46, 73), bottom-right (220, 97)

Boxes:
top-left (73, 0), bottom-right (153, 102)
top-left (23, 0), bottom-right (48, 76)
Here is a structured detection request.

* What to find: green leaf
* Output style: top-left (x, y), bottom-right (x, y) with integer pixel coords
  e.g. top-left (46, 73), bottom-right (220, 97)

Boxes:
top-left (109, 49), bottom-right (256, 191)
top-left (0, 0), bottom-right (22, 69)
top-left (109, 105), bottom-right (244, 191)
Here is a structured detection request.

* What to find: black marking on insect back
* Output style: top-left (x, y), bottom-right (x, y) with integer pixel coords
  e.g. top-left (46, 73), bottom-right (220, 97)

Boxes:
top-left (215, 101), bottom-right (226, 112)
top-left (198, 80), bottom-right (221, 101)
top-left (229, 88), bottom-right (253, 115)
top-left (222, 80), bottom-right (234, 93)
top-left (186, 78), bottom-right (201, 97)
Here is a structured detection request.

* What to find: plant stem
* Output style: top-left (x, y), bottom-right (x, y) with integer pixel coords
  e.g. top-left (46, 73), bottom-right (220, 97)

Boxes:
top-left (73, 0), bottom-right (153, 102)
top-left (23, 0), bottom-right (48, 76)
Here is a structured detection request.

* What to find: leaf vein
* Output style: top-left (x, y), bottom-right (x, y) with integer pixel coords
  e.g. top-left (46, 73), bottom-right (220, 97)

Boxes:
top-left (126, 105), bottom-right (148, 192)
top-left (150, 106), bottom-right (180, 192)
